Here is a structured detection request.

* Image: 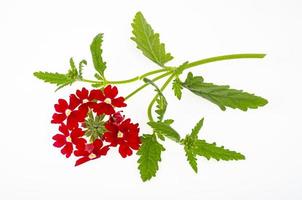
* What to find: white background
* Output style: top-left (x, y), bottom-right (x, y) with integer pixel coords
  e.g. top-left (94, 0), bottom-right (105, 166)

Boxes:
top-left (0, 0), bottom-right (301, 199)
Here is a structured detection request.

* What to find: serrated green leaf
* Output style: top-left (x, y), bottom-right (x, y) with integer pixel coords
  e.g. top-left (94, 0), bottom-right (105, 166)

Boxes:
top-left (172, 77), bottom-right (183, 100)
top-left (90, 33), bottom-right (107, 78)
top-left (184, 145), bottom-right (198, 173)
top-left (137, 134), bottom-right (165, 181)
top-left (190, 118), bottom-right (204, 139)
top-left (194, 140), bottom-right (245, 161)
top-left (156, 132), bottom-right (165, 141)
top-left (131, 11), bottom-right (173, 66)
top-left (148, 121), bottom-right (180, 142)
top-left (78, 59), bottom-right (87, 79)
top-left (33, 71), bottom-right (73, 89)
top-left (69, 57), bottom-right (77, 72)
top-left (163, 119), bottom-right (174, 125)
top-left (182, 72), bottom-right (268, 111)
top-left (143, 78), bottom-right (167, 122)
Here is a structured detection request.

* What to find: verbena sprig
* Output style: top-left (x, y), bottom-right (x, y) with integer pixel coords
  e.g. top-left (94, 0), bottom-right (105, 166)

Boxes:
top-left (34, 11), bottom-right (268, 181)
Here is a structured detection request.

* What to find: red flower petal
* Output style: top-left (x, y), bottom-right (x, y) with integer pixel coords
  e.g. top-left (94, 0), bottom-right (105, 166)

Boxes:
top-left (52, 134), bottom-right (66, 147)
top-left (75, 157), bottom-right (90, 166)
top-left (54, 99), bottom-right (68, 112)
top-left (76, 88), bottom-right (89, 100)
top-left (104, 85), bottom-right (118, 99)
top-left (118, 143), bottom-right (132, 158)
top-left (71, 128), bottom-right (84, 138)
top-left (66, 113), bottom-right (79, 130)
top-left (93, 103), bottom-right (115, 115)
top-left (69, 94), bottom-right (81, 110)
top-left (112, 97), bottom-right (127, 107)
top-left (93, 139), bottom-right (103, 150)
top-left (58, 124), bottom-right (69, 136)
top-left (103, 132), bottom-right (117, 146)
top-left (61, 143), bottom-right (73, 158)
top-left (51, 113), bottom-right (66, 124)
top-left (98, 145), bottom-right (110, 156)
top-left (89, 89), bottom-right (104, 101)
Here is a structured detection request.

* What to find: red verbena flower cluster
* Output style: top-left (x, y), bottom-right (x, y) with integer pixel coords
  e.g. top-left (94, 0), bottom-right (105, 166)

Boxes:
top-left (51, 85), bottom-right (141, 166)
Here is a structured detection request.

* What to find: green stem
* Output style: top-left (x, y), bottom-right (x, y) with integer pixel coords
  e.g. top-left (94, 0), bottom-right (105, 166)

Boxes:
top-left (181, 53), bottom-right (266, 72)
top-left (107, 68), bottom-right (168, 84)
top-left (81, 68), bottom-right (168, 85)
top-left (147, 73), bottom-right (175, 122)
top-left (82, 53), bottom-right (265, 101)
top-left (81, 79), bottom-right (100, 84)
top-left (125, 71), bottom-right (173, 100)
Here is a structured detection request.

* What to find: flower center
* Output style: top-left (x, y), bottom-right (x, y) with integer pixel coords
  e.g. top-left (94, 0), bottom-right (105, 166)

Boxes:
top-left (104, 98), bottom-right (111, 104)
top-left (66, 136), bottom-right (72, 142)
top-left (117, 131), bottom-right (124, 138)
top-left (83, 99), bottom-right (89, 103)
top-left (65, 109), bottom-right (72, 116)
top-left (88, 153), bottom-right (97, 159)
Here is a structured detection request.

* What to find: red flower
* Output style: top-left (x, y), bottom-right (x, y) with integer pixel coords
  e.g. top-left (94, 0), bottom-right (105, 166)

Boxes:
top-left (93, 85), bottom-right (126, 115)
top-left (103, 118), bottom-right (140, 158)
top-left (75, 88), bottom-right (103, 111)
top-left (109, 111), bottom-right (125, 125)
top-left (51, 95), bottom-right (87, 129)
top-left (52, 124), bottom-right (86, 158)
top-left (74, 139), bottom-right (110, 166)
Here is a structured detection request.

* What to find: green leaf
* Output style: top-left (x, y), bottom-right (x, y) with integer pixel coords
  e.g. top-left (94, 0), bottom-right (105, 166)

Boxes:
top-left (90, 33), bottom-right (107, 78)
top-left (148, 121), bottom-right (180, 142)
top-left (78, 59), bottom-right (87, 79)
top-left (194, 140), bottom-right (245, 161)
top-left (143, 78), bottom-right (167, 122)
top-left (69, 57), bottom-right (77, 74)
top-left (191, 118), bottom-right (204, 139)
top-left (184, 145), bottom-right (198, 173)
top-left (183, 72), bottom-right (268, 111)
top-left (163, 119), bottom-right (174, 125)
top-left (137, 134), bottom-right (165, 181)
top-left (172, 77), bottom-right (183, 100)
top-left (33, 71), bottom-right (73, 88)
top-left (131, 11), bottom-right (173, 66)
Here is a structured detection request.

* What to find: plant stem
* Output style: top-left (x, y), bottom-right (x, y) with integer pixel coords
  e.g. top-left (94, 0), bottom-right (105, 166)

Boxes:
top-left (147, 73), bottom-right (175, 122)
top-left (80, 68), bottom-right (168, 85)
top-left (82, 54), bottom-right (265, 103)
top-left (107, 68), bottom-right (168, 84)
top-left (181, 53), bottom-right (266, 72)
top-left (81, 79), bottom-right (100, 84)
top-left (125, 71), bottom-right (173, 100)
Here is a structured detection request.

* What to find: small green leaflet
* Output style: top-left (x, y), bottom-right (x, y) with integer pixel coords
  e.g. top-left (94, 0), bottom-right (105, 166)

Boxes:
top-left (90, 33), bottom-right (107, 78)
top-left (182, 118), bottom-right (204, 173)
top-left (194, 140), bottom-right (245, 161)
top-left (78, 59), bottom-right (87, 79)
top-left (137, 134), bottom-right (165, 181)
top-left (172, 77), bottom-right (183, 100)
top-left (143, 78), bottom-right (167, 122)
top-left (33, 58), bottom-right (86, 91)
top-left (184, 145), bottom-right (198, 173)
top-left (131, 11), bottom-right (173, 67)
top-left (182, 72), bottom-right (268, 111)
top-left (191, 118), bottom-right (204, 139)
top-left (148, 121), bottom-right (180, 142)
top-left (183, 117), bottom-right (244, 172)
top-left (33, 71), bottom-right (73, 88)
